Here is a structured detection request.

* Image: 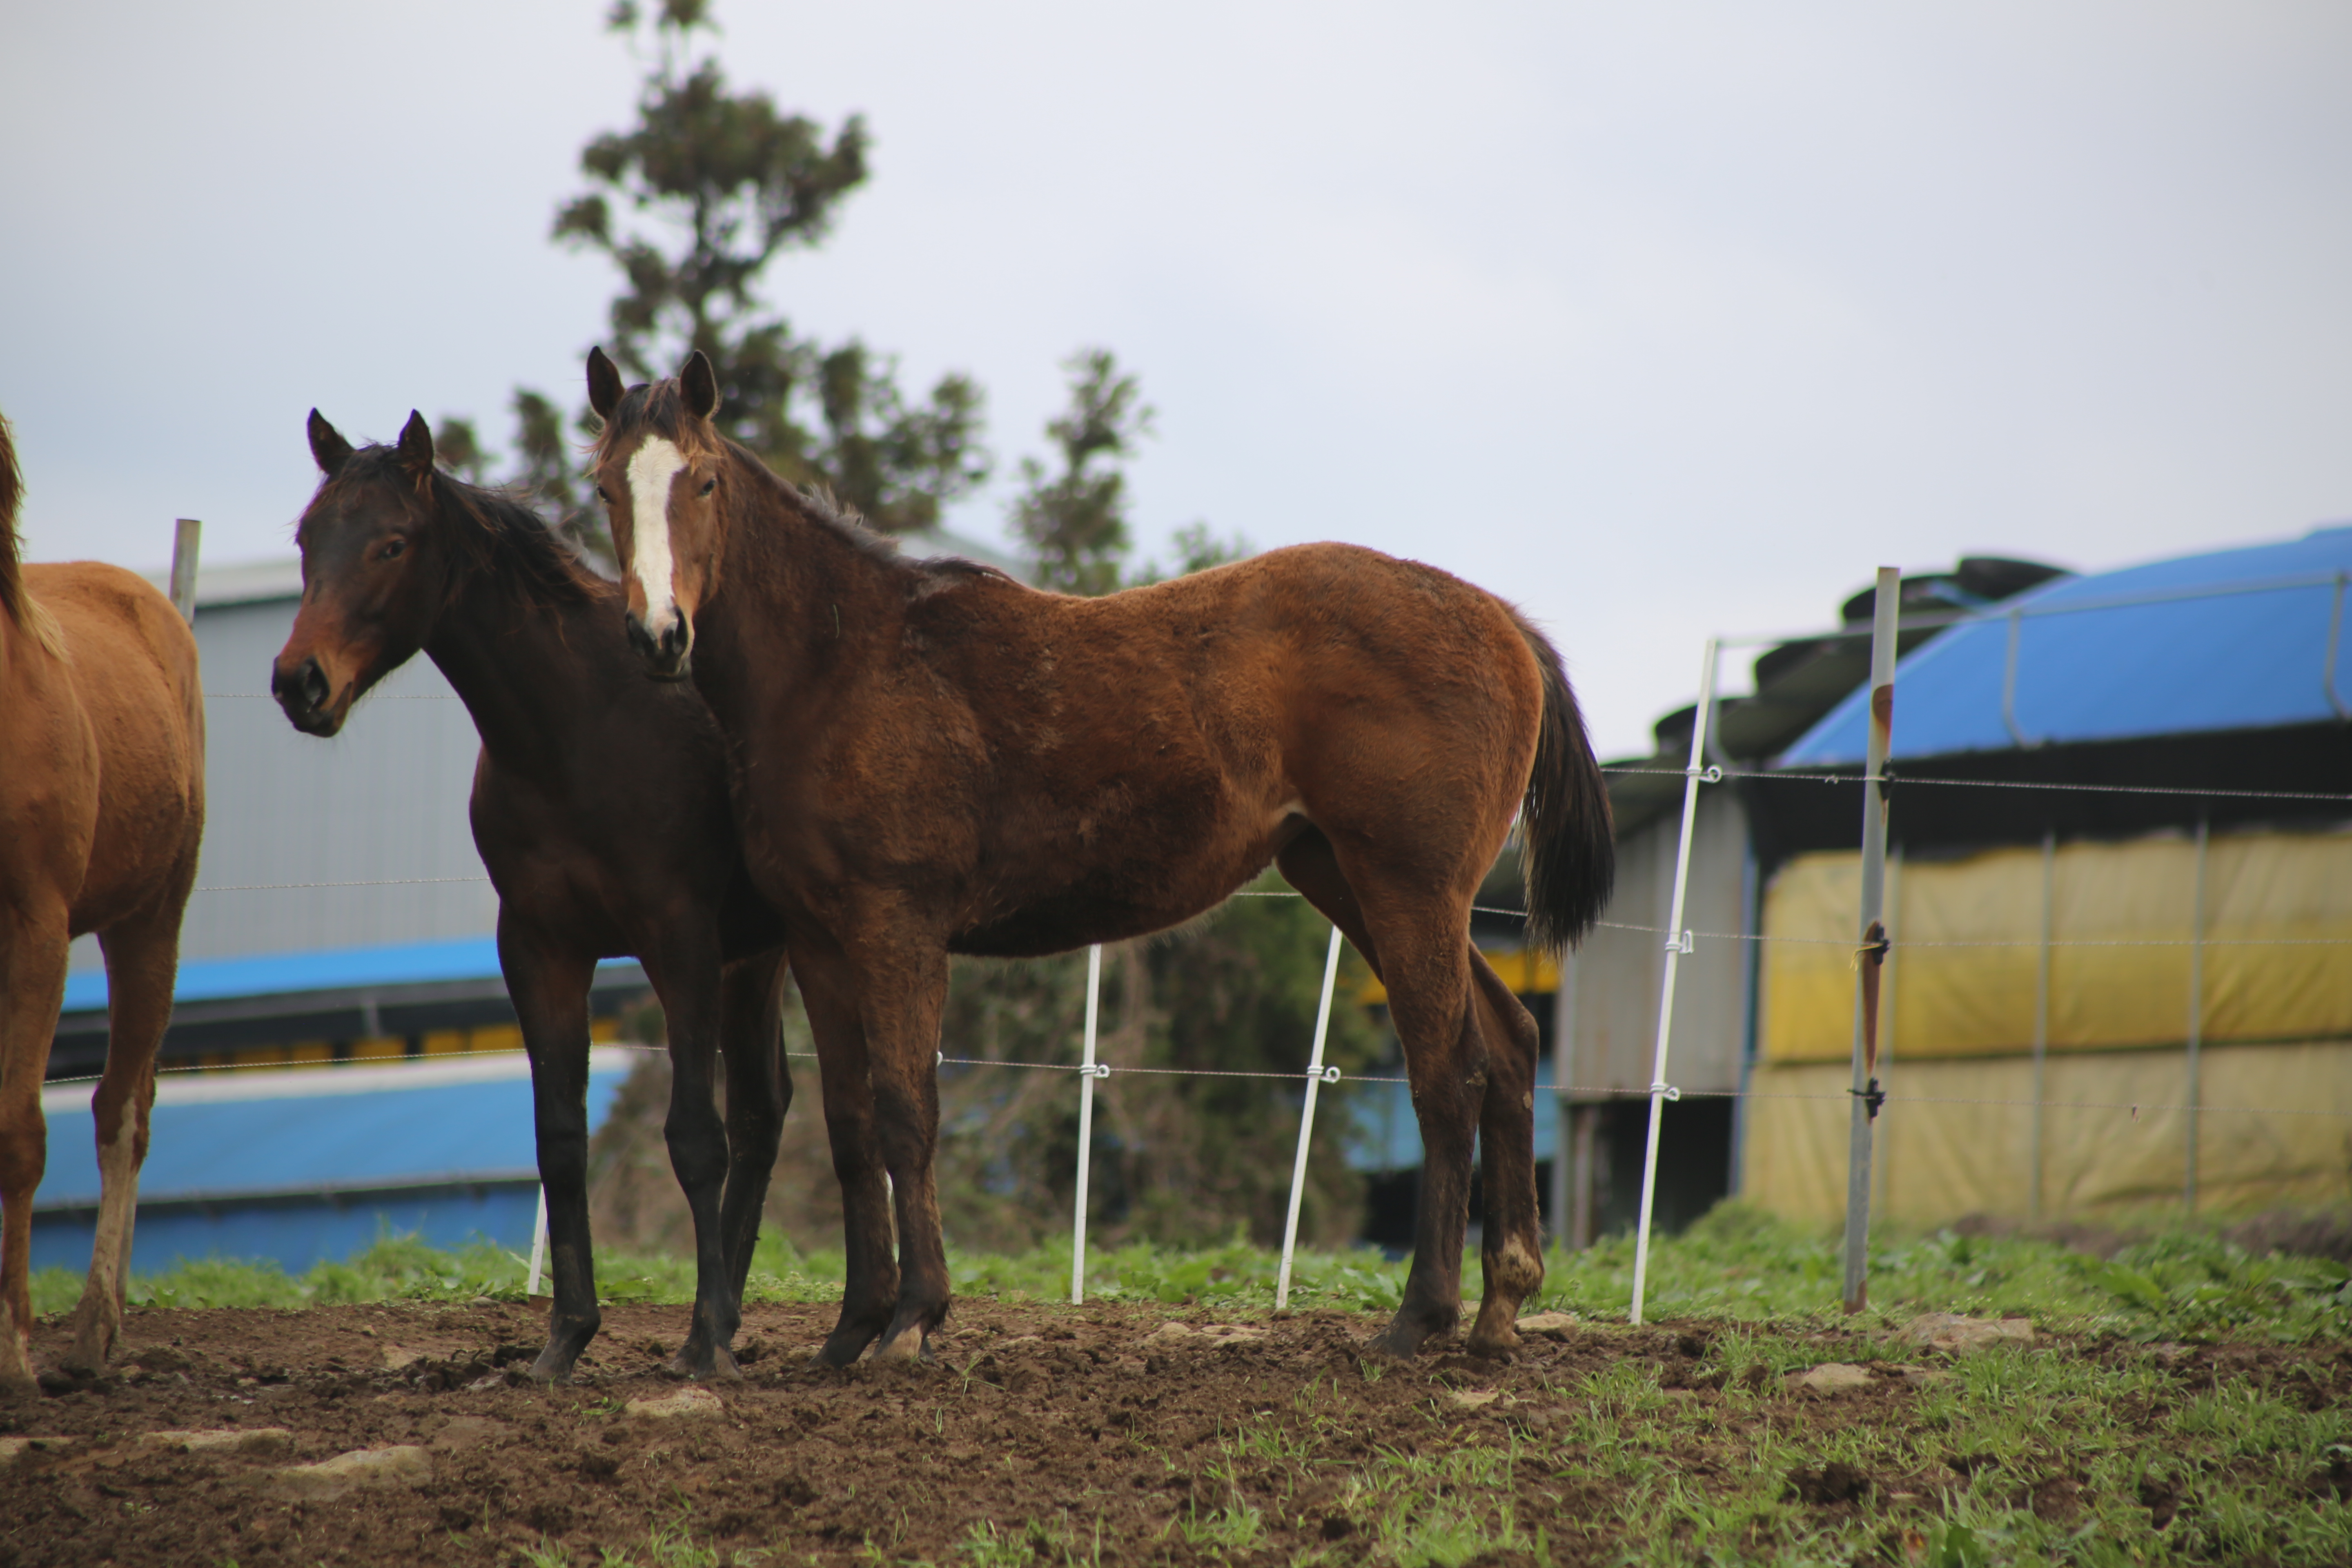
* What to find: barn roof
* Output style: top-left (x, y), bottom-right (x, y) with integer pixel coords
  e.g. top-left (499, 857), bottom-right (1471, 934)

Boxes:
top-left (1784, 524), bottom-right (2352, 766)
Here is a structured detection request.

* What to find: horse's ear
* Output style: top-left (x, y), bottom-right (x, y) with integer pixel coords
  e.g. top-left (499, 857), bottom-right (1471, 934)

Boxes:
top-left (680, 351), bottom-right (719, 421)
top-left (587, 347), bottom-right (625, 420)
top-left (307, 410), bottom-right (353, 477)
top-left (396, 411), bottom-right (435, 477)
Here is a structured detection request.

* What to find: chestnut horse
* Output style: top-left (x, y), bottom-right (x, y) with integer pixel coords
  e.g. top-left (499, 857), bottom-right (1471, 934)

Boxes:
top-left (0, 410), bottom-right (206, 1391)
top-left (584, 350), bottom-right (1615, 1361)
top-left (272, 411), bottom-right (817, 1380)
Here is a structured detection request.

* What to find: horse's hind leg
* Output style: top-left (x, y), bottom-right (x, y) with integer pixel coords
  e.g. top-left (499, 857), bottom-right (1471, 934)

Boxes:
top-left (0, 910), bottom-right (69, 1393)
top-left (1276, 831), bottom-right (1481, 1359)
top-left (63, 908), bottom-right (180, 1374)
top-left (862, 950), bottom-right (952, 1362)
top-left (503, 919), bottom-right (602, 1383)
top-left (1464, 948), bottom-right (1544, 1357)
top-left (712, 951), bottom-right (791, 1313)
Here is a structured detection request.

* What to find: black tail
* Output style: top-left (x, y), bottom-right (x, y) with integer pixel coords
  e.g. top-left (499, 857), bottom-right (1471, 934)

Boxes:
top-left (1509, 610), bottom-right (1614, 951)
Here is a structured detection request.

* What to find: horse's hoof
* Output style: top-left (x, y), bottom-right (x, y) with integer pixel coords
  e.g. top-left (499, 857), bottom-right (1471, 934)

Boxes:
top-left (1463, 1330), bottom-right (1519, 1361)
top-left (813, 1315), bottom-right (887, 1369)
top-left (871, 1326), bottom-right (927, 1363)
top-left (1365, 1314), bottom-right (1450, 1360)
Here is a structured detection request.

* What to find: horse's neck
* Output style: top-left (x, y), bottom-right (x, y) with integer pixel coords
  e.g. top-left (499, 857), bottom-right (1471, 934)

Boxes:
top-left (694, 466), bottom-right (902, 728)
top-left (423, 549), bottom-right (599, 776)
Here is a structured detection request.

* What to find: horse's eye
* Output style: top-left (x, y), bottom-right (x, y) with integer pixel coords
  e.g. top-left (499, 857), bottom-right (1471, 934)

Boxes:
top-left (381, 538), bottom-right (406, 561)
top-left (596, 486), bottom-right (612, 503)
top-left (699, 478), bottom-right (716, 497)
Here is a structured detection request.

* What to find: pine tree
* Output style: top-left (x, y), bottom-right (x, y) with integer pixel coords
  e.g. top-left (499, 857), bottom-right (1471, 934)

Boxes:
top-left (457, 0), bottom-right (988, 553)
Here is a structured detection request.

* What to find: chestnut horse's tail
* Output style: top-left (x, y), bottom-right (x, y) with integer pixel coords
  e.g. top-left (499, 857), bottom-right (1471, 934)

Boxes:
top-left (0, 410), bottom-right (64, 658)
top-left (1508, 608), bottom-right (1614, 952)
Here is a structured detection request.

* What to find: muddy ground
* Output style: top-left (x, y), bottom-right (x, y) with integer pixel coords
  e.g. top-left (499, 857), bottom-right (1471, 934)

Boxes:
top-left (1, 1299), bottom-right (2344, 1566)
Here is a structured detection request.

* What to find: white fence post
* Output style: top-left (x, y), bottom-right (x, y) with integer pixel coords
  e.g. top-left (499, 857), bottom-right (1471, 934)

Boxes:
top-left (1628, 637), bottom-right (1721, 1327)
top-left (169, 518), bottom-right (201, 623)
top-left (1276, 924), bottom-right (1346, 1310)
top-left (1070, 943), bottom-right (1104, 1305)
top-left (1840, 566), bottom-right (1900, 1314)
top-left (526, 1185), bottom-right (548, 1298)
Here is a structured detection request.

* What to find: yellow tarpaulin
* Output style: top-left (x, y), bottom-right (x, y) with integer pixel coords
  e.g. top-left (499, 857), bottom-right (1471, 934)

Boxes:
top-left (1742, 1041), bottom-right (2352, 1227)
top-left (1762, 827), bottom-right (2352, 1063)
top-left (1356, 947), bottom-right (1558, 1006)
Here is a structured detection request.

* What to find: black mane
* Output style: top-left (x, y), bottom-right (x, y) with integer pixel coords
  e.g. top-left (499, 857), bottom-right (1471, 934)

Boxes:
top-left (316, 446), bottom-right (604, 607)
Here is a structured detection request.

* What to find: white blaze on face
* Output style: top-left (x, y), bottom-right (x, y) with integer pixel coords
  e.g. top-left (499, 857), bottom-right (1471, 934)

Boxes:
top-left (626, 436), bottom-right (689, 637)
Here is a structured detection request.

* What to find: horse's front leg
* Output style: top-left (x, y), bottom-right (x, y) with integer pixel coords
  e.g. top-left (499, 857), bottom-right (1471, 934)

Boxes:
top-left (642, 930), bottom-right (741, 1380)
top-left (714, 951), bottom-right (791, 1305)
top-left (793, 946), bottom-right (898, 1367)
top-left (503, 921), bottom-right (603, 1384)
top-left (0, 912), bottom-right (67, 1394)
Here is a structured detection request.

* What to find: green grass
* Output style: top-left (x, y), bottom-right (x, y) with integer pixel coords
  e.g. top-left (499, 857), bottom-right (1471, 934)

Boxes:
top-left (43, 1201), bottom-right (2348, 1345)
top-left (39, 1201), bottom-right (2346, 1566)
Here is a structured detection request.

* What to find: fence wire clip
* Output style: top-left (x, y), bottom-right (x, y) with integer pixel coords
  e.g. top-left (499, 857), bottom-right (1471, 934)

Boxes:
top-left (1085, 1063), bottom-right (1111, 1080)
top-left (1663, 929), bottom-right (1695, 955)
top-left (1688, 764), bottom-right (1724, 784)
top-left (1650, 1082), bottom-right (1682, 1102)
top-left (1850, 1076), bottom-right (1886, 1120)
top-left (1851, 933), bottom-right (1891, 970)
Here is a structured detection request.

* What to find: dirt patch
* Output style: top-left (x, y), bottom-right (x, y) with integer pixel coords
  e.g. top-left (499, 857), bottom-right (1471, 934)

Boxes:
top-left (0, 1300), bottom-right (2342, 1565)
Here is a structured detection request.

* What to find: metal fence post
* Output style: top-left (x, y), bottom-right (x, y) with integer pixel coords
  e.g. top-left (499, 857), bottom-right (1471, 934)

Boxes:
top-left (1276, 924), bottom-right (1346, 1310)
top-left (169, 518), bottom-right (202, 623)
top-left (2185, 814), bottom-right (2208, 1214)
top-left (1628, 637), bottom-right (1720, 1327)
top-left (1070, 943), bottom-right (1104, 1305)
top-left (1840, 566), bottom-right (1899, 1315)
top-left (2030, 830), bottom-right (2054, 1221)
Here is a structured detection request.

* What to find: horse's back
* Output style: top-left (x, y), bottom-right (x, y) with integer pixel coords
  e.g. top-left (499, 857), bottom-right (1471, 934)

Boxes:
top-left (24, 563), bottom-right (205, 935)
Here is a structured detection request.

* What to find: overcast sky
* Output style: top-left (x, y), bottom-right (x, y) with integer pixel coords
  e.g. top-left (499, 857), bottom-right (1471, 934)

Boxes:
top-left (4, 2), bottom-right (2347, 758)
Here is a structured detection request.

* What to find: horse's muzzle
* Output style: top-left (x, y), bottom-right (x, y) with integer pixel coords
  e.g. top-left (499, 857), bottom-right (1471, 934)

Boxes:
top-left (271, 656), bottom-right (343, 736)
top-left (626, 612), bottom-right (693, 683)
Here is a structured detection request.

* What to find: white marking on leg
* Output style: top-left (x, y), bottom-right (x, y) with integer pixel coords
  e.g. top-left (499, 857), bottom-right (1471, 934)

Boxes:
top-left (626, 437), bottom-right (688, 638)
top-left (69, 1100), bottom-right (142, 1368)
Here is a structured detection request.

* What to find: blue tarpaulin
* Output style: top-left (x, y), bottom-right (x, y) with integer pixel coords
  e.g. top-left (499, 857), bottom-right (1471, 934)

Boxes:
top-left (60, 935), bottom-right (642, 1015)
top-left (33, 1049), bottom-right (635, 1274)
top-left (1785, 525), bottom-right (2352, 766)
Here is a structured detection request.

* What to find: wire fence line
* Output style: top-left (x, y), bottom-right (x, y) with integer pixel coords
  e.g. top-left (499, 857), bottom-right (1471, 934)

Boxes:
top-left (1600, 762), bottom-right (2352, 805)
top-left (48, 1041), bottom-right (2348, 1123)
top-left (174, 878), bottom-right (2352, 953)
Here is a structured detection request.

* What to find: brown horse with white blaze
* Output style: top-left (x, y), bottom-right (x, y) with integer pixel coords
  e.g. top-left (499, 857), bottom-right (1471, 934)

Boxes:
top-left (584, 349), bottom-right (1615, 1361)
top-left (0, 410), bottom-right (205, 1391)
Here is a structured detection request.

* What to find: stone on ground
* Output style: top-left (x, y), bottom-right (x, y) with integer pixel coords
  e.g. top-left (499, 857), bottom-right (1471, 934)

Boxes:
top-left (264, 1445), bottom-right (433, 1501)
top-left (1514, 1312), bottom-right (1577, 1340)
top-left (1899, 1313), bottom-right (2035, 1353)
top-left (1788, 1362), bottom-right (1873, 1394)
top-left (0, 1438), bottom-right (73, 1468)
top-left (625, 1385), bottom-right (727, 1419)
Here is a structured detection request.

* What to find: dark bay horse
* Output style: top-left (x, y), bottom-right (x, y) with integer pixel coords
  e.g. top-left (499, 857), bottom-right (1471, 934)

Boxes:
top-left (584, 349), bottom-right (1615, 1361)
top-left (272, 411), bottom-right (833, 1380)
top-left (0, 410), bottom-right (206, 1391)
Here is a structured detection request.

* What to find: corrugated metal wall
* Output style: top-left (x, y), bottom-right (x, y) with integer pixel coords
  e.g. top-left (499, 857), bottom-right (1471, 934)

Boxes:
top-left (69, 586), bottom-right (493, 975)
top-left (1561, 790), bottom-right (1752, 1098)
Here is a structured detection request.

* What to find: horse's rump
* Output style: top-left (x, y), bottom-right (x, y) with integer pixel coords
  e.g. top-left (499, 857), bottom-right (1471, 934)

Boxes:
top-left (24, 563), bottom-right (205, 933)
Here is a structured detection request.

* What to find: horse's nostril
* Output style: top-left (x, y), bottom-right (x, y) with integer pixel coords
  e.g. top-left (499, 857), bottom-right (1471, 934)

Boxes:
top-left (299, 660), bottom-right (329, 711)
